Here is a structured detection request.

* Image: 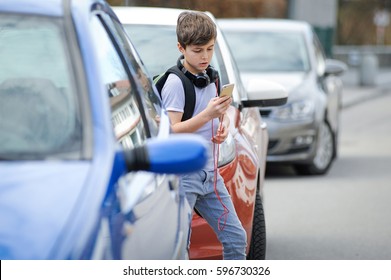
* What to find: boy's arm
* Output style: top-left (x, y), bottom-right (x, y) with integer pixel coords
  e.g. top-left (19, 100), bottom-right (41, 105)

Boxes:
top-left (167, 110), bottom-right (210, 133)
top-left (168, 96), bottom-right (231, 133)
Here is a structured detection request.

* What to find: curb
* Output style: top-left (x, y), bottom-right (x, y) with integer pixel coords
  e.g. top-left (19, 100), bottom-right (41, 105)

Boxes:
top-left (342, 84), bottom-right (391, 109)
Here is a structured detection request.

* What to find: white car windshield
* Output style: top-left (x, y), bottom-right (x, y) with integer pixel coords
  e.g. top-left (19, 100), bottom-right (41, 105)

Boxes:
top-left (123, 24), bottom-right (224, 79)
top-left (223, 31), bottom-right (311, 72)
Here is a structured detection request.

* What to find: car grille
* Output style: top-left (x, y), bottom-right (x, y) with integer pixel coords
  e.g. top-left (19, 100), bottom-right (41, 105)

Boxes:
top-left (267, 141), bottom-right (311, 154)
top-left (285, 146), bottom-right (311, 154)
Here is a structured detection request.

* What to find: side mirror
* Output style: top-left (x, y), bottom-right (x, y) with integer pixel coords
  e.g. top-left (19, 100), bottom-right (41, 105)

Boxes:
top-left (242, 79), bottom-right (288, 108)
top-left (325, 59), bottom-right (348, 76)
top-left (124, 134), bottom-right (208, 174)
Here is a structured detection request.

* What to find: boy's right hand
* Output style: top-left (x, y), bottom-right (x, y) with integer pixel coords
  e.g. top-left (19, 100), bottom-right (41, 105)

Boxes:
top-left (205, 96), bottom-right (231, 119)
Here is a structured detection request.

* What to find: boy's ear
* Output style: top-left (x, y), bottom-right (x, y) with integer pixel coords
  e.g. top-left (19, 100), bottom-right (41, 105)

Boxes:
top-left (177, 42), bottom-right (185, 54)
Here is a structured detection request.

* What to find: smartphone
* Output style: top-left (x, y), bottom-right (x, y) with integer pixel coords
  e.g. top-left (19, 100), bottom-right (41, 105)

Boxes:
top-left (220, 83), bottom-right (234, 98)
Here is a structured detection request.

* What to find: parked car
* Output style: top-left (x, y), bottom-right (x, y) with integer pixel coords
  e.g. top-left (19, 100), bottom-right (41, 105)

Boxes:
top-left (219, 19), bottom-right (347, 175)
top-left (114, 6), bottom-right (287, 259)
top-left (0, 0), bottom-right (210, 260)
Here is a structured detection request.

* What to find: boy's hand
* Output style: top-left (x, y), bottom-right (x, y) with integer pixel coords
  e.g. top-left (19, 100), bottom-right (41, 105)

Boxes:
top-left (205, 96), bottom-right (231, 119)
top-left (212, 121), bottom-right (228, 144)
top-left (212, 115), bottom-right (230, 144)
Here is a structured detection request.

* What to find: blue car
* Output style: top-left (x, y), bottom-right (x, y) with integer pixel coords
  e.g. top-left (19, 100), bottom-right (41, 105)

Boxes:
top-left (0, 0), bottom-right (207, 259)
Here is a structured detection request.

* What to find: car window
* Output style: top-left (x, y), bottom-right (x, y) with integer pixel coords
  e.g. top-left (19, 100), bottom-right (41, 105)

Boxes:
top-left (123, 25), bottom-right (180, 76)
top-left (104, 17), bottom-right (162, 138)
top-left (0, 14), bottom-right (82, 159)
top-left (312, 32), bottom-right (326, 76)
top-left (123, 24), bottom-right (224, 80)
top-left (223, 30), bottom-right (311, 72)
top-left (91, 14), bottom-right (165, 148)
top-left (89, 15), bottom-right (153, 149)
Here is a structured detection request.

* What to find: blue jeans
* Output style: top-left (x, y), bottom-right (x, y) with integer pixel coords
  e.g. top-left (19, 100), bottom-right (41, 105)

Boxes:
top-left (180, 170), bottom-right (247, 260)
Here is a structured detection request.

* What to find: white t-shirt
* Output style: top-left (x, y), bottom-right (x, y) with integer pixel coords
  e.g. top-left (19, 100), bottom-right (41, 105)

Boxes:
top-left (161, 73), bottom-right (219, 171)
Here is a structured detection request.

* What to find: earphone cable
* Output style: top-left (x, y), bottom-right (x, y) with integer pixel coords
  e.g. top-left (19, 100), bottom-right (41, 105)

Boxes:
top-left (212, 78), bottom-right (229, 231)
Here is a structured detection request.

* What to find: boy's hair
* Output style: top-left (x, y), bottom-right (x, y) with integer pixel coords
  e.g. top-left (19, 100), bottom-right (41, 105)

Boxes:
top-left (176, 11), bottom-right (217, 48)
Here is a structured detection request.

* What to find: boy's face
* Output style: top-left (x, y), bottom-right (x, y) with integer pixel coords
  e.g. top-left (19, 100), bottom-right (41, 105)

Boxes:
top-left (178, 39), bottom-right (215, 74)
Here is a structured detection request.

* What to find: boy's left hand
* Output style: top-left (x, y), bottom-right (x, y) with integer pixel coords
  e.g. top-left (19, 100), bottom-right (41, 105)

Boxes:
top-left (212, 122), bottom-right (228, 144)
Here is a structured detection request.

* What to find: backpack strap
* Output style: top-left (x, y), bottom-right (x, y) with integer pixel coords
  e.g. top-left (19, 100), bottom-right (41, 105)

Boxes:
top-left (154, 65), bottom-right (196, 122)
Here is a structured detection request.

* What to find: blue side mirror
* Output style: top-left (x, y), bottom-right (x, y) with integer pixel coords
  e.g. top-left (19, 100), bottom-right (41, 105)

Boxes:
top-left (124, 134), bottom-right (208, 174)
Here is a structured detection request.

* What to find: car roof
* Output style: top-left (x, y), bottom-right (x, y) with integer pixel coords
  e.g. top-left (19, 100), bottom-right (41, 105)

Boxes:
top-left (217, 18), bottom-right (311, 33)
top-left (113, 6), bottom-right (212, 25)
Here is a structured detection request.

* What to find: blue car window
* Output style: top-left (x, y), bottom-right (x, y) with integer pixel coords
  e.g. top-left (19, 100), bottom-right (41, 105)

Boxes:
top-left (0, 15), bottom-right (82, 159)
top-left (89, 15), bottom-right (148, 149)
top-left (103, 17), bottom-right (161, 138)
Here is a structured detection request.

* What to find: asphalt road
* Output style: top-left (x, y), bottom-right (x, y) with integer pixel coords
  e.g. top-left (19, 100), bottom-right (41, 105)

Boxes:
top-left (263, 89), bottom-right (391, 260)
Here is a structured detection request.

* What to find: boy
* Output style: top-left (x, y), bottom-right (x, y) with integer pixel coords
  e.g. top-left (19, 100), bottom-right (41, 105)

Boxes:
top-left (161, 11), bottom-right (247, 260)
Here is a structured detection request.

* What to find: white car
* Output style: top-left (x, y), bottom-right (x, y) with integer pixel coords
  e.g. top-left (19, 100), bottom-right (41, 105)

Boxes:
top-left (219, 19), bottom-right (347, 175)
top-left (114, 6), bottom-right (287, 259)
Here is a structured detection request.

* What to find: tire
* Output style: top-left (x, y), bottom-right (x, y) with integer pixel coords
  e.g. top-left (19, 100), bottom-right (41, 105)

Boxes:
top-left (247, 191), bottom-right (266, 260)
top-left (294, 120), bottom-right (335, 176)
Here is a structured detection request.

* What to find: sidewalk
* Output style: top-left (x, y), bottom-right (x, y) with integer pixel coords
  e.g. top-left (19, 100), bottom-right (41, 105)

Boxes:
top-left (341, 67), bottom-right (391, 109)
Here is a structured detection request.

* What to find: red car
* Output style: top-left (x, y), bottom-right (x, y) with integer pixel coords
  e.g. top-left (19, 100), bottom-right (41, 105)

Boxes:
top-left (114, 6), bottom-right (287, 259)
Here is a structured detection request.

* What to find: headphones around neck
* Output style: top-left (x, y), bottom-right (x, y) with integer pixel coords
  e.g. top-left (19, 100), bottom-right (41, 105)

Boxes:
top-left (177, 55), bottom-right (219, 88)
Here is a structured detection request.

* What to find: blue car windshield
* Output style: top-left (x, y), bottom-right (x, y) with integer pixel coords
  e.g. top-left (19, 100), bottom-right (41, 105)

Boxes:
top-left (0, 15), bottom-right (82, 160)
top-left (223, 31), bottom-right (311, 72)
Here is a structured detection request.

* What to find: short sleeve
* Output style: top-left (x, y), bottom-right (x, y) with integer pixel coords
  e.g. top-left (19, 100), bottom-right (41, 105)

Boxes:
top-left (161, 74), bottom-right (185, 113)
